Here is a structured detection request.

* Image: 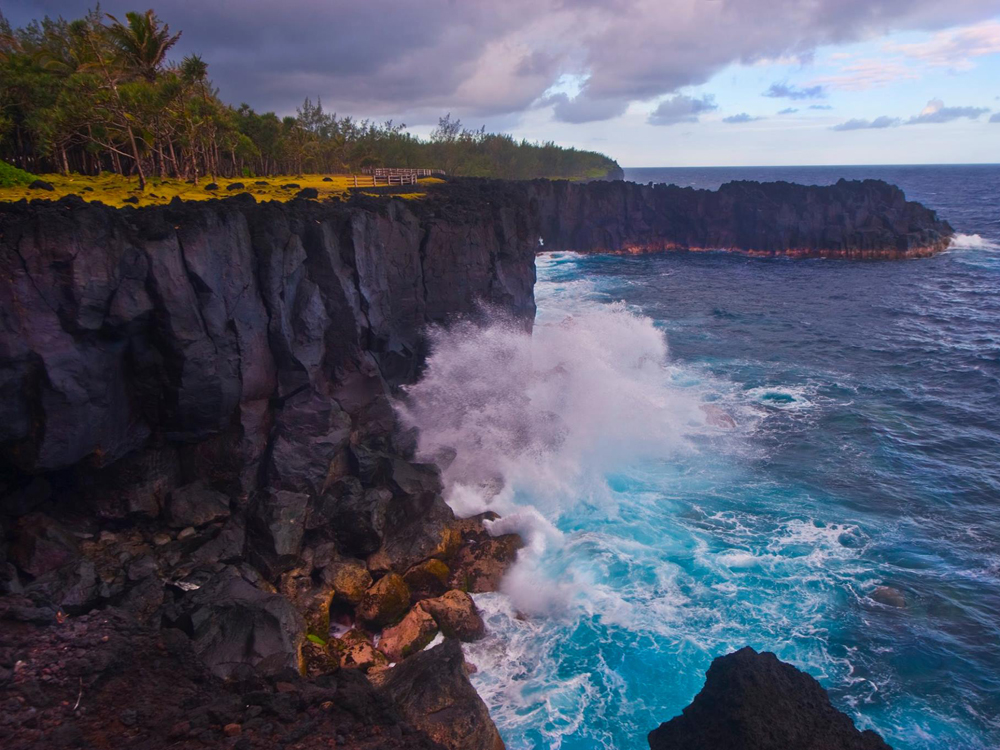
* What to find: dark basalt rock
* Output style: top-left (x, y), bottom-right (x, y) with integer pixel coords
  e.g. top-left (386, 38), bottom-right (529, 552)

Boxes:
top-left (227, 182), bottom-right (246, 191)
top-left (647, 647), bottom-right (892, 750)
top-left (164, 480), bottom-right (231, 528)
top-left (27, 179), bottom-right (54, 190)
top-left (521, 177), bottom-right (952, 259)
top-left (378, 638), bottom-right (505, 750)
top-left (296, 187), bottom-right (319, 199)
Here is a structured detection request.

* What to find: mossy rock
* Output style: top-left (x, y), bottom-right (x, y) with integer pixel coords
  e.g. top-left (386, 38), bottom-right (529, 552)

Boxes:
top-left (322, 559), bottom-right (372, 606)
top-left (356, 573), bottom-right (410, 628)
top-left (403, 558), bottom-right (451, 599)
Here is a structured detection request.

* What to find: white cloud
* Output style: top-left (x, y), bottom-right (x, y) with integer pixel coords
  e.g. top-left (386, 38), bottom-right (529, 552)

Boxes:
top-left (885, 20), bottom-right (1000, 70)
top-left (809, 59), bottom-right (920, 91)
top-left (907, 98), bottom-right (990, 123)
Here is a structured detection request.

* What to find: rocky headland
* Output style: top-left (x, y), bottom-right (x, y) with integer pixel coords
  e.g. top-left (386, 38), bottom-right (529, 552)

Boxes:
top-left (0, 177), bottom-right (921, 749)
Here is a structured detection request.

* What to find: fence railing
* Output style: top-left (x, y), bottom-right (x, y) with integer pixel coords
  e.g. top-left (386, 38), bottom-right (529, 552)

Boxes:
top-left (360, 167), bottom-right (446, 178)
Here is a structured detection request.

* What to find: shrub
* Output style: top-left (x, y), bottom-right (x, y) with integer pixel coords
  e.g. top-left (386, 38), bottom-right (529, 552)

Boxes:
top-left (0, 160), bottom-right (37, 188)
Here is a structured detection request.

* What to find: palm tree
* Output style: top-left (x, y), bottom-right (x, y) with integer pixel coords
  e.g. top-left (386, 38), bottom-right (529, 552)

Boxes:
top-left (105, 10), bottom-right (180, 82)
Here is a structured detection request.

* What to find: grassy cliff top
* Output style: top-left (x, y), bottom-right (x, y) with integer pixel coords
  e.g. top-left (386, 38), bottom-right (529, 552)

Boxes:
top-left (0, 172), bottom-right (447, 208)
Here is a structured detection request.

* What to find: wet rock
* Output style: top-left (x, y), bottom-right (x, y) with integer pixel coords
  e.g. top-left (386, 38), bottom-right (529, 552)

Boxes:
top-left (379, 606), bottom-right (439, 662)
top-left (357, 573), bottom-right (410, 628)
top-left (418, 590), bottom-right (485, 641)
top-left (647, 647), bottom-right (892, 750)
top-left (870, 586), bottom-right (906, 608)
top-left (403, 558), bottom-right (451, 599)
top-left (379, 639), bottom-right (504, 750)
top-left (247, 490), bottom-right (309, 577)
top-left (164, 480), bottom-right (231, 528)
top-left (321, 558), bottom-right (372, 605)
top-left (449, 515), bottom-right (523, 593)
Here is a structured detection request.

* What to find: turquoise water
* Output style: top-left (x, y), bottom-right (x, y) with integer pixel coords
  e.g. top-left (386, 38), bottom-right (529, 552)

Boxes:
top-left (403, 165), bottom-right (1000, 750)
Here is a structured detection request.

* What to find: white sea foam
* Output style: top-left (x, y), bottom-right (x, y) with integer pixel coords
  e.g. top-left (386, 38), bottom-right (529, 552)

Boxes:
top-left (951, 233), bottom-right (1000, 251)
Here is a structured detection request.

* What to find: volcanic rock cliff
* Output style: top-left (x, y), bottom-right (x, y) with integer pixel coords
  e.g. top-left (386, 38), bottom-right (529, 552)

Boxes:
top-left (524, 177), bottom-right (953, 258)
top-left (0, 191), bottom-right (533, 749)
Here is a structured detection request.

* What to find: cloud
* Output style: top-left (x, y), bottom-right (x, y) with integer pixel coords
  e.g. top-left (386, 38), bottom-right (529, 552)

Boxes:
top-left (809, 104), bottom-right (834, 110)
top-left (763, 83), bottom-right (826, 100)
top-left (777, 107), bottom-right (799, 114)
top-left (885, 20), bottom-right (1000, 70)
top-left (3, 0), bottom-right (999, 121)
top-left (647, 94), bottom-right (718, 125)
top-left (907, 98), bottom-right (989, 123)
top-left (809, 59), bottom-right (920, 91)
top-left (832, 116), bottom-right (901, 131)
top-left (723, 113), bottom-right (763, 124)
top-left (991, 113), bottom-right (1000, 123)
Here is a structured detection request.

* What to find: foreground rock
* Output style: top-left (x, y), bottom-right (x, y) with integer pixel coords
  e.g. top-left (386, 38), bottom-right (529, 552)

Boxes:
top-left (647, 647), bottom-right (892, 750)
top-left (379, 639), bottom-right (505, 750)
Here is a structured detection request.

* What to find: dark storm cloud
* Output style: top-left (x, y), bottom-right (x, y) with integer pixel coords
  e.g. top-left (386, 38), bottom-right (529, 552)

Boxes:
top-left (4, 0), bottom-right (999, 122)
top-left (831, 116), bottom-right (901, 130)
top-left (763, 83), bottom-right (827, 100)
top-left (647, 94), bottom-right (718, 125)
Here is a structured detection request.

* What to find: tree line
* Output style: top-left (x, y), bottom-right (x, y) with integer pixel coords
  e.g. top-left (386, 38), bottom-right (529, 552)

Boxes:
top-left (0, 8), bottom-right (619, 190)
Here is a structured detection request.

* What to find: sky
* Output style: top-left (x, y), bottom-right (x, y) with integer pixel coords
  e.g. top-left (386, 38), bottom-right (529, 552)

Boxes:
top-left (5, 0), bottom-right (1000, 166)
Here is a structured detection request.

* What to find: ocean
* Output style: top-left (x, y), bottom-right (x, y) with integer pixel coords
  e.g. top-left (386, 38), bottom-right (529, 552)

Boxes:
top-left (402, 164), bottom-right (1000, 750)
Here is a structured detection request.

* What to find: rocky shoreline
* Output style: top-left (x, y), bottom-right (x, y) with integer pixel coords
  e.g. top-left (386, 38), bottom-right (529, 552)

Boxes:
top-left (0, 180), bottom-right (917, 749)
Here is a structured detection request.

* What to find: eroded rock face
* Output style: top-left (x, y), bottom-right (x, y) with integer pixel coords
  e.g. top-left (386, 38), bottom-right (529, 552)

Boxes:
top-left (379, 639), bottom-right (505, 750)
top-left (419, 590), bottom-right (485, 642)
top-left (647, 647), bottom-right (892, 750)
top-left (524, 177), bottom-right (953, 259)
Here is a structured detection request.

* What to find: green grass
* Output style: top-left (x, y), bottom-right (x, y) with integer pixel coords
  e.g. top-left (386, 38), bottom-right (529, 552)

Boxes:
top-left (0, 159), bottom-right (37, 188)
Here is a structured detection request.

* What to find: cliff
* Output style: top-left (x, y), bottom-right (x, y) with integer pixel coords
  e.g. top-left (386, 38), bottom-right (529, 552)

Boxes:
top-left (524, 177), bottom-right (953, 258)
top-left (0, 192), bottom-right (534, 750)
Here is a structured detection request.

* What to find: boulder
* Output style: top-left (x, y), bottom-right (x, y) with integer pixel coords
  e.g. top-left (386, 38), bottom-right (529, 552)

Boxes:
top-left (449, 515), bottom-right (523, 593)
top-left (647, 647), bottom-right (892, 750)
top-left (28, 179), bottom-right (54, 191)
top-left (418, 590), bottom-right (485, 641)
top-left (379, 606), bottom-right (439, 662)
top-left (226, 182), bottom-right (246, 191)
top-left (368, 493), bottom-right (459, 575)
top-left (247, 490), bottom-right (309, 577)
top-left (164, 480), bottom-right (231, 528)
top-left (379, 639), bottom-right (505, 750)
top-left (334, 629), bottom-right (387, 672)
top-left (295, 187), bottom-right (319, 199)
top-left (180, 567), bottom-right (305, 679)
top-left (356, 573), bottom-right (410, 628)
top-left (403, 558), bottom-right (451, 599)
top-left (321, 558), bottom-right (373, 605)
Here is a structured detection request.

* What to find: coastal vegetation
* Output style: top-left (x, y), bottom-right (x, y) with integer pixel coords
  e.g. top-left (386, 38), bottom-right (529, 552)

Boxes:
top-left (0, 8), bottom-right (620, 193)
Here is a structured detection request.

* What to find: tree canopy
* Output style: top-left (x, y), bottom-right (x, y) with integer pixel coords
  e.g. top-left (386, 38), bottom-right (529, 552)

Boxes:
top-left (0, 8), bottom-right (620, 189)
